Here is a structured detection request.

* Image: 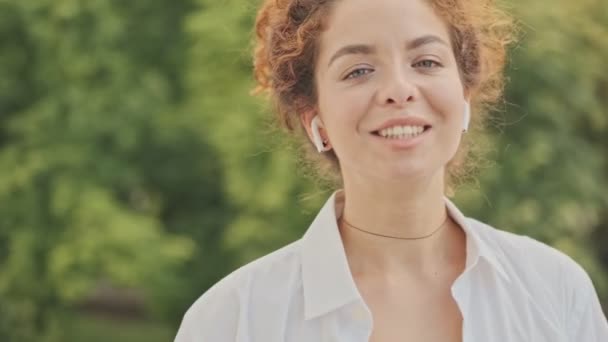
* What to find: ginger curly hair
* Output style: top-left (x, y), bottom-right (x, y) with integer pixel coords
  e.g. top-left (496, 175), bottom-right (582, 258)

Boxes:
top-left (252, 0), bottom-right (517, 193)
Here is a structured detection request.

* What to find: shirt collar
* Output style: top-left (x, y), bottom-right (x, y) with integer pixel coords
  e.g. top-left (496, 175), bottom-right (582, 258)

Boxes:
top-left (300, 190), bottom-right (510, 320)
top-left (443, 195), bottom-right (510, 283)
top-left (301, 190), bottom-right (360, 320)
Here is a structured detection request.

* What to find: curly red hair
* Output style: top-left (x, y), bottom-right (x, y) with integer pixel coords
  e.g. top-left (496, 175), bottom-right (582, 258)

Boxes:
top-left (253, 0), bottom-right (517, 192)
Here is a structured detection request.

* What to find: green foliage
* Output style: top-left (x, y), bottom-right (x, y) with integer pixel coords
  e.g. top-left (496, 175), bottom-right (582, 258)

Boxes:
top-left (183, 0), bottom-right (324, 265)
top-left (0, 0), bottom-right (234, 340)
top-left (458, 0), bottom-right (608, 297)
top-left (0, 0), bottom-right (606, 340)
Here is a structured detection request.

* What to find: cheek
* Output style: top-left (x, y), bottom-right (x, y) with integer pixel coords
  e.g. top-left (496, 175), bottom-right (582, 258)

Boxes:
top-left (424, 78), bottom-right (464, 123)
top-left (320, 83), bottom-right (370, 131)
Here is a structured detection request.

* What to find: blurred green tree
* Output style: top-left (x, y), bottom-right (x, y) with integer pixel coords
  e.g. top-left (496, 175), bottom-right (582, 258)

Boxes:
top-left (0, 0), bottom-right (235, 340)
top-left (182, 0), bottom-right (324, 266)
top-left (457, 0), bottom-right (608, 300)
top-left (0, 0), bottom-right (606, 340)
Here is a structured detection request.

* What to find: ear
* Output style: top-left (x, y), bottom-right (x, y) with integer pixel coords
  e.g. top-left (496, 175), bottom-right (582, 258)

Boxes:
top-left (300, 109), bottom-right (326, 143)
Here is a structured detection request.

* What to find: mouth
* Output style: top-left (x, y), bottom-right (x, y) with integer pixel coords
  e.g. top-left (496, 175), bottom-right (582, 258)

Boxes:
top-left (371, 125), bottom-right (432, 139)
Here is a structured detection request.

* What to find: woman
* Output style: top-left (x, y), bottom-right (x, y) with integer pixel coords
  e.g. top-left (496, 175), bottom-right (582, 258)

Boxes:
top-left (175, 0), bottom-right (608, 340)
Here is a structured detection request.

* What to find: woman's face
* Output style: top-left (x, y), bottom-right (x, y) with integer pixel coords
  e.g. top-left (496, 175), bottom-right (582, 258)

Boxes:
top-left (307, 0), bottom-right (467, 184)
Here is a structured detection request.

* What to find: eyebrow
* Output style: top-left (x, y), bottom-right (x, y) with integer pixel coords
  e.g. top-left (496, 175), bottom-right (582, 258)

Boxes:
top-left (327, 34), bottom-right (449, 68)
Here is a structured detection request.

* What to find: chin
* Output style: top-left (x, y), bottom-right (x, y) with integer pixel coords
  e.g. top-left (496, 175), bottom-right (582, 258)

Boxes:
top-left (374, 163), bottom-right (436, 183)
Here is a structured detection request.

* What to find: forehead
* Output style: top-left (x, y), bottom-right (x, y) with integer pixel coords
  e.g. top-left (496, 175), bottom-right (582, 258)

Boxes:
top-left (318, 0), bottom-right (451, 59)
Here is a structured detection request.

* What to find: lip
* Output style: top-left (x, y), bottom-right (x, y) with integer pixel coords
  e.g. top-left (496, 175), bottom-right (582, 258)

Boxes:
top-left (371, 125), bottom-right (431, 150)
top-left (370, 117), bottom-right (432, 133)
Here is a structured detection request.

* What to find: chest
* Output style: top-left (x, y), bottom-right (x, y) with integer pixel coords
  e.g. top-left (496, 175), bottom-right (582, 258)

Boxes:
top-left (361, 278), bottom-right (463, 342)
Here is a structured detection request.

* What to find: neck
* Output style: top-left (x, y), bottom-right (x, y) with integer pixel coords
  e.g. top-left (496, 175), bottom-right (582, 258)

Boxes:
top-left (337, 170), bottom-right (465, 277)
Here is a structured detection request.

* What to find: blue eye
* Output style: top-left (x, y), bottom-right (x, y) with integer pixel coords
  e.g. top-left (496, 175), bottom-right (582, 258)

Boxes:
top-left (413, 59), bottom-right (442, 68)
top-left (344, 68), bottom-right (374, 80)
top-left (343, 60), bottom-right (440, 80)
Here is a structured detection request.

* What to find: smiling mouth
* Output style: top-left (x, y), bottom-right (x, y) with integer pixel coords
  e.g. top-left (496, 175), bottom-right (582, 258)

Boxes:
top-left (371, 125), bottom-right (432, 139)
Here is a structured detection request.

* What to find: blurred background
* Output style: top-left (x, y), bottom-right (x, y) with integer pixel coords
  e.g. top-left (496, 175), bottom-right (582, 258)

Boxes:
top-left (0, 0), bottom-right (606, 341)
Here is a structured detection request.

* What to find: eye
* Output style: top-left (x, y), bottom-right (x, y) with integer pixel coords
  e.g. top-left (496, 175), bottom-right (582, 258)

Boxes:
top-left (413, 59), bottom-right (442, 69)
top-left (344, 67), bottom-right (374, 80)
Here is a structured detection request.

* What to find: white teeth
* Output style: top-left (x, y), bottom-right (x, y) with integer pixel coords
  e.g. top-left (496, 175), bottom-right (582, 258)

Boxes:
top-left (378, 125), bottom-right (425, 139)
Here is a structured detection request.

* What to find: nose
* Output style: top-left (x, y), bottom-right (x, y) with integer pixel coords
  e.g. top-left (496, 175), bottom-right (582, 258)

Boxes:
top-left (375, 68), bottom-right (417, 108)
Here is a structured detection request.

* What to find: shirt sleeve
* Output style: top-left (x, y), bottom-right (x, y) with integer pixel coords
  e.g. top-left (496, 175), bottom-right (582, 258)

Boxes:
top-left (566, 263), bottom-right (608, 341)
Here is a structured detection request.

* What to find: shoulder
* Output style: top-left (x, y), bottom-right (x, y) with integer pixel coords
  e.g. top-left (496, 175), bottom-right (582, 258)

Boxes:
top-left (175, 240), bottom-right (303, 341)
top-left (467, 217), bottom-right (597, 313)
top-left (468, 217), bottom-right (607, 338)
top-left (469, 217), bottom-right (591, 284)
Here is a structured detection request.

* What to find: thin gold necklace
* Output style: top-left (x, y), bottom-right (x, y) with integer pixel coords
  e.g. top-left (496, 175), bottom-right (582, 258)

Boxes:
top-left (340, 215), bottom-right (449, 240)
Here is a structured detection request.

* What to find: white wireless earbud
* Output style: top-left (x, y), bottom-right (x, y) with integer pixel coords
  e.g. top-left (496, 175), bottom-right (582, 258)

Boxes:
top-left (311, 115), bottom-right (329, 153)
top-left (463, 101), bottom-right (470, 133)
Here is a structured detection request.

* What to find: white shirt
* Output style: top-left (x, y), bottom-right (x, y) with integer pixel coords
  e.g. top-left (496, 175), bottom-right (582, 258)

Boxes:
top-left (175, 191), bottom-right (608, 341)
